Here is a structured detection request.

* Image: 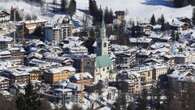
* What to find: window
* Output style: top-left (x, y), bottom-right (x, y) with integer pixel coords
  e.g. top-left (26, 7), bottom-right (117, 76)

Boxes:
top-left (148, 72), bottom-right (150, 77)
top-left (104, 43), bottom-right (107, 47)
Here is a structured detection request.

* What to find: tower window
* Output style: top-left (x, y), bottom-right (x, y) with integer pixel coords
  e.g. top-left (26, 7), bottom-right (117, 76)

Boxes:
top-left (104, 43), bottom-right (107, 47)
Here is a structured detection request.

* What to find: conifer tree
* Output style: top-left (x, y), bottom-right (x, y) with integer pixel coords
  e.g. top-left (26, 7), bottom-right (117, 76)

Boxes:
top-left (190, 0), bottom-right (195, 6)
top-left (89, 0), bottom-right (98, 17)
top-left (61, 0), bottom-right (67, 12)
top-left (68, 0), bottom-right (77, 18)
top-left (192, 8), bottom-right (195, 25)
top-left (16, 82), bottom-right (41, 110)
top-left (104, 8), bottom-right (114, 24)
top-left (158, 14), bottom-right (165, 25)
top-left (150, 14), bottom-right (156, 25)
top-left (136, 89), bottom-right (148, 110)
top-left (173, 0), bottom-right (190, 7)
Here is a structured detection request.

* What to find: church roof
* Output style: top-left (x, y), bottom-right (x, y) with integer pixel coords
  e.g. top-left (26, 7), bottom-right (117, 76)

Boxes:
top-left (95, 55), bottom-right (112, 68)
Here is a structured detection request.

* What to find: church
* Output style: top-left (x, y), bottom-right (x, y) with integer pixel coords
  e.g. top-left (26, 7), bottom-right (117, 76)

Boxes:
top-left (94, 15), bottom-right (114, 82)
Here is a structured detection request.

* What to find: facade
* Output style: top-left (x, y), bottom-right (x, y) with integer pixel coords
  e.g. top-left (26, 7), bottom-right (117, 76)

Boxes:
top-left (0, 36), bottom-right (13, 50)
top-left (0, 10), bottom-right (10, 23)
top-left (44, 66), bottom-right (75, 84)
top-left (1, 69), bottom-right (30, 85)
top-left (44, 25), bottom-right (61, 45)
top-left (115, 50), bottom-right (136, 70)
top-left (129, 37), bottom-right (152, 48)
top-left (118, 64), bottom-right (168, 90)
top-left (70, 72), bottom-right (93, 86)
top-left (152, 64), bottom-right (169, 80)
top-left (44, 16), bottom-right (73, 45)
top-left (0, 76), bottom-right (9, 90)
top-left (94, 18), bottom-right (113, 82)
top-left (24, 20), bottom-right (47, 33)
top-left (117, 71), bottom-right (142, 94)
top-left (23, 67), bottom-right (43, 81)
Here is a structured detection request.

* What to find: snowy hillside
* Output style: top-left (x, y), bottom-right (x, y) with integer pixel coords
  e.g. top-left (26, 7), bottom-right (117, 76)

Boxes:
top-left (0, 0), bottom-right (193, 22)
top-left (74, 0), bottom-right (193, 21)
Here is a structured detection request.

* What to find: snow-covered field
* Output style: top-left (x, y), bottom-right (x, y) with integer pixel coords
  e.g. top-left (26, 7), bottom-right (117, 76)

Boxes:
top-left (75, 0), bottom-right (193, 21)
top-left (0, 0), bottom-right (193, 22)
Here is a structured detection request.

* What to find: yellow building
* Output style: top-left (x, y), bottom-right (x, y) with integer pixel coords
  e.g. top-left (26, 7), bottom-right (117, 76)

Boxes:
top-left (44, 66), bottom-right (75, 84)
top-left (138, 67), bottom-right (153, 87)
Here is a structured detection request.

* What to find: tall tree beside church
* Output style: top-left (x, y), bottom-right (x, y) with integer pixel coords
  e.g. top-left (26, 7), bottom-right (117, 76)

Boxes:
top-left (150, 14), bottom-right (156, 25)
top-left (89, 0), bottom-right (99, 17)
top-left (61, 0), bottom-right (67, 12)
top-left (93, 7), bottom-right (103, 25)
top-left (192, 8), bottom-right (195, 25)
top-left (16, 82), bottom-right (41, 110)
top-left (68, 0), bottom-right (77, 18)
top-left (104, 8), bottom-right (114, 24)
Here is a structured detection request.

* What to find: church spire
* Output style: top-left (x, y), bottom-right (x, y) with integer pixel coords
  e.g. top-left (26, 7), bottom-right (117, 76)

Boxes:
top-left (96, 9), bottom-right (109, 56)
top-left (100, 10), bottom-right (106, 39)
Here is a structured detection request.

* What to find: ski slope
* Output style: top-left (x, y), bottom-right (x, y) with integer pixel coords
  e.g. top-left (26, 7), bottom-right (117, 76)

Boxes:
top-left (75, 0), bottom-right (193, 21)
top-left (0, 0), bottom-right (193, 22)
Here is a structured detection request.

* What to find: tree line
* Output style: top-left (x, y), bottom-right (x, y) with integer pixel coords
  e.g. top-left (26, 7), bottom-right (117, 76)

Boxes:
top-left (173, 0), bottom-right (195, 7)
top-left (89, 0), bottom-right (114, 25)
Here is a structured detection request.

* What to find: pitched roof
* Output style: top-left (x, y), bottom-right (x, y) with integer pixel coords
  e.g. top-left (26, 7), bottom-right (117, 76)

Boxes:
top-left (95, 55), bottom-right (112, 68)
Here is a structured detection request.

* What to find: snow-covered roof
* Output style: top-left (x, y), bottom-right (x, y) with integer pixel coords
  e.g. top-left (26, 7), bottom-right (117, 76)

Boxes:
top-left (129, 37), bottom-right (152, 43)
top-left (0, 76), bottom-right (9, 82)
top-left (46, 66), bottom-right (76, 73)
top-left (3, 68), bottom-right (30, 77)
top-left (71, 72), bottom-right (93, 81)
top-left (0, 36), bottom-right (12, 42)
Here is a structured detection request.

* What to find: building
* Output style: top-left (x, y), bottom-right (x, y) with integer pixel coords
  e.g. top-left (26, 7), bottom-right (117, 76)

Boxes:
top-left (51, 80), bottom-right (80, 103)
top-left (1, 68), bottom-right (30, 85)
top-left (44, 16), bottom-right (74, 45)
top-left (119, 64), bottom-right (168, 90)
top-left (94, 18), bottom-right (114, 82)
top-left (69, 72), bottom-right (93, 86)
top-left (20, 66), bottom-right (42, 81)
top-left (0, 10), bottom-right (10, 23)
top-left (115, 50), bottom-right (136, 70)
top-left (114, 11), bottom-right (125, 25)
top-left (44, 25), bottom-right (61, 45)
top-left (117, 70), bottom-right (142, 94)
top-left (0, 76), bottom-right (9, 90)
top-left (129, 37), bottom-right (152, 48)
top-left (136, 49), bottom-right (150, 65)
top-left (0, 36), bottom-right (13, 50)
top-left (24, 19), bottom-right (47, 33)
top-left (44, 66), bottom-right (76, 84)
top-left (72, 55), bottom-right (95, 73)
top-left (167, 64), bottom-right (195, 110)
top-left (152, 64), bottom-right (169, 80)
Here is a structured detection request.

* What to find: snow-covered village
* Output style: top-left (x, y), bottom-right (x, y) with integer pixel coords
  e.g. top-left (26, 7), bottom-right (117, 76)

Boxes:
top-left (0, 0), bottom-right (195, 110)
